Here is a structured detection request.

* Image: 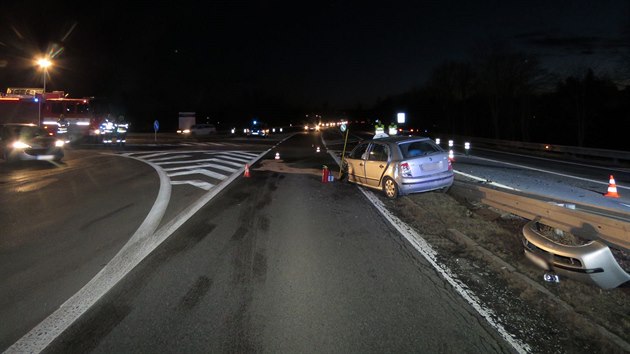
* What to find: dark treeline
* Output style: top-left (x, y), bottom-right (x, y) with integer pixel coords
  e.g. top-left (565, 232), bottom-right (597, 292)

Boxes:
top-left (365, 44), bottom-right (630, 151)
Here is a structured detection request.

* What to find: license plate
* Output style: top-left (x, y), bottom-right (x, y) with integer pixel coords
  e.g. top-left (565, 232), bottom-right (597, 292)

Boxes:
top-left (421, 162), bottom-right (439, 171)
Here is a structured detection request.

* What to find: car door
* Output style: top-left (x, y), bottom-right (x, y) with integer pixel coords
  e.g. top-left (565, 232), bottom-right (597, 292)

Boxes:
top-left (345, 142), bottom-right (369, 185)
top-left (364, 142), bottom-right (390, 187)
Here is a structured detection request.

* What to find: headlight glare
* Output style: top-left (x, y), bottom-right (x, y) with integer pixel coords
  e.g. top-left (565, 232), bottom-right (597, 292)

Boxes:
top-left (12, 141), bottom-right (31, 149)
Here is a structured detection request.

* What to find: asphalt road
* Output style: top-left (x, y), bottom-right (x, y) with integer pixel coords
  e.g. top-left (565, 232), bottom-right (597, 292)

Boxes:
top-left (43, 133), bottom-right (513, 353)
top-left (0, 151), bottom-right (158, 350)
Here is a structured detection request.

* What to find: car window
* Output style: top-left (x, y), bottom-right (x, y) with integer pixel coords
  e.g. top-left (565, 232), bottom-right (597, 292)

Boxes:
top-left (400, 140), bottom-right (441, 158)
top-left (350, 143), bottom-right (369, 160)
top-left (368, 144), bottom-right (389, 161)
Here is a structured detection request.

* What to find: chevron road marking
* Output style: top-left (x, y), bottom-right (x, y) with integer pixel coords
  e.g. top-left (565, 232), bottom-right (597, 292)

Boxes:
top-left (170, 180), bottom-right (214, 190)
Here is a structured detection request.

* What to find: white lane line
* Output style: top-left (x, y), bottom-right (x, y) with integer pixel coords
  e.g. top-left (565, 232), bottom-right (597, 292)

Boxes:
top-left (326, 144), bottom-right (528, 353)
top-left (472, 147), bottom-right (630, 175)
top-left (171, 180), bottom-right (214, 190)
top-left (464, 155), bottom-right (629, 191)
top-left (360, 189), bottom-right (529, 354)
top-left (454, 170), bottom-right (519, 191)
top-left (7, 154), bottom-right (172, 354)
top-left (168, 169), bottom-right (227, 180)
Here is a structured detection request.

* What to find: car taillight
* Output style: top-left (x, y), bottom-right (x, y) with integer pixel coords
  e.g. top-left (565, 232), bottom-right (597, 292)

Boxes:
top-left (400, 162), bottom-right (412, 177)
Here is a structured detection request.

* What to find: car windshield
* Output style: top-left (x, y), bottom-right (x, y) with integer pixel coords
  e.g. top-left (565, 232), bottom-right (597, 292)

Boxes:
top-left (399, 140), bottom-right (441, 158)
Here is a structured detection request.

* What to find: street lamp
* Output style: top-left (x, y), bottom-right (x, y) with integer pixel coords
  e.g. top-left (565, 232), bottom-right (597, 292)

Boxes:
top-left (36, 58), bottom-right (52, 126)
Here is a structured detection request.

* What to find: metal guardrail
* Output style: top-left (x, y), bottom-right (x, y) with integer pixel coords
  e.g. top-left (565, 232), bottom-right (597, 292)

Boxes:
top-left (451, 181), bottom-right (630, 251)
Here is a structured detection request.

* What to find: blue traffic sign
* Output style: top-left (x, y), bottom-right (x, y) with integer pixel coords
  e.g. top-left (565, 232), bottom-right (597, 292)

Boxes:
top-left (154, 120), bottom-right (160, 132)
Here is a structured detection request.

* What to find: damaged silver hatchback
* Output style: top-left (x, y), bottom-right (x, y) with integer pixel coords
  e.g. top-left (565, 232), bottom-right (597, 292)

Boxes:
top-left (342, 136), bottom-right (454, 199)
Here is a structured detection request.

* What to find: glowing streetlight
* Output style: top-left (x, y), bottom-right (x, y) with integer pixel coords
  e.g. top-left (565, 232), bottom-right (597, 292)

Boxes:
top-left (36, 58), bottom-right (52, 126)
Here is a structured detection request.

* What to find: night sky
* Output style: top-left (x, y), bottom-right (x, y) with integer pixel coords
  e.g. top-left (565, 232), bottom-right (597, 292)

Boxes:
top-left (1, 1), bottom-right (629, 127)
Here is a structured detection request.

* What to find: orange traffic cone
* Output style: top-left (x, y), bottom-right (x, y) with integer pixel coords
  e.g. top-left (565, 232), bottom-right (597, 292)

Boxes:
top-left (244, 164), bottom-right (251, 178)
top-left (604, 175), bottom-right (619, 198)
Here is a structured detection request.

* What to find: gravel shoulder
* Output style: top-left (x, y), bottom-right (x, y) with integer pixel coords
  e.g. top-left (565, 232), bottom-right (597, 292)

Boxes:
top-left (380, 187), bottom-right (630, 353)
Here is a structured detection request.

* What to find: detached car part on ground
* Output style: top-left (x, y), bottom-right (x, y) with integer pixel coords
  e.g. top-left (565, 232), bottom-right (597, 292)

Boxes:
top-left (522, 220), bottom-right (630, 289)
top-left (342, 136), bottom-right (454, 199)
top-left (0, 123), bottom-right (64, 162)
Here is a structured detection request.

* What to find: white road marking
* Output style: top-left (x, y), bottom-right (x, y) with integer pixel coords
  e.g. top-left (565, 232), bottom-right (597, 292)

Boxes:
top-left (7, 139), bottom-right (292, 353)
top-left (200, 163), bottom-right (237, 173)
top-left (327, 144), bottom-right (528, 354)
top-left (162, 161), bottom-right (241, 172)
top-left (171, 180), bottom-right (214, 190)
top-left (465, 155), bottom-right (629, 190)
top-left (454, 170), bottom-right (519, 191)
top-left (209, 151), bottom-right (259, 159)
top-left (7, 154), bottom-right (172, 354)
top-left (129, 151), bottom-right (177, 159)
top-left (155, 157), bottom-right (222, 165)
top-left (212, 155), bottom-right (251, 164)
top-left (168, 169), bottom-right (227, 180)
top-left (472, 147), bottom-right (630, 175)
top-left (361, 189), bottom-right (529, 354)
top-left (147, 154), bottom-right (193, 162)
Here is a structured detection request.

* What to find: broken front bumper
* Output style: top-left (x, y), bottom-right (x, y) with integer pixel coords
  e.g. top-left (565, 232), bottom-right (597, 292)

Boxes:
top-left (522, 220), bottom-right (630, 289)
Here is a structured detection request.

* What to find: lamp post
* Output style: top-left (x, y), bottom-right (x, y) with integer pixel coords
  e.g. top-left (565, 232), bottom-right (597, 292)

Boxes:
top-left (36, 58), bottom-right (52, 126)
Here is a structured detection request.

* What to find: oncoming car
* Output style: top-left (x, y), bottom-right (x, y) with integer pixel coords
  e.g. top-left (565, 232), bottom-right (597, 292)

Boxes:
top-left (342, 136), bottom-right (453, 198)
top-left (0, 123), bottom-right (65, 162)
top-left (247, 123), bottom-right (269, 137)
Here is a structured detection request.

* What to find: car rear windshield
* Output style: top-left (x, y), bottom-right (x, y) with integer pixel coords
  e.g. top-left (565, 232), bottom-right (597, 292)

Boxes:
top-left (399, 140), bottom-right (442, 158)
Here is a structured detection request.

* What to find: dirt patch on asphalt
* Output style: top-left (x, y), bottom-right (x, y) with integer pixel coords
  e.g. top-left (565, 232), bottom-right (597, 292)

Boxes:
top-left (380, 190), bottom-right (630, 353)
top-left (254, 159), bottom-right (322, 176)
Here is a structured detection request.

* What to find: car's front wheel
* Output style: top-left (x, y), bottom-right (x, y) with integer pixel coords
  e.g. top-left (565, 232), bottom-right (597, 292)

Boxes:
top-left (382, 177), bottom-right (399, 199)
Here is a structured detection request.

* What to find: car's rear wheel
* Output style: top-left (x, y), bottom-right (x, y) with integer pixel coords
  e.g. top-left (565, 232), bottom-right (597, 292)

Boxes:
top-left (382, 177), bottom-right (399, 199)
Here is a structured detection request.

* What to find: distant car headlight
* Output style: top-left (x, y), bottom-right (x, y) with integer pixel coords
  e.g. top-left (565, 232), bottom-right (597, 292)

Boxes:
top-left (55, 140), bottom-right (65, 147)
top-left (183, 129), bottom-right (190, 134)
top-left (12, 141), bottom-right (31, 149)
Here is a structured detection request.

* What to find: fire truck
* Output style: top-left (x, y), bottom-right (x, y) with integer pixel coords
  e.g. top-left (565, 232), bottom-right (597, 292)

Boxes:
top-left (0, 88), bottom-right (107, 143)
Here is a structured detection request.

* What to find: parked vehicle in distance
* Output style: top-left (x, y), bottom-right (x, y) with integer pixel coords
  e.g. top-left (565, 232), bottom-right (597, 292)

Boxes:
top-left (342, 136), bottom-right (453, 198)
top-left (190, 124), bottom-right (217, 136)
top-left (0, 123), bottom-right (65, 162)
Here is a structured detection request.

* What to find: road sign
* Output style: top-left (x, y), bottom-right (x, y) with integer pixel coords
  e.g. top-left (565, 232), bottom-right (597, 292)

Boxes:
top-left (154, 120), bottom-right (160, 132)
top-left (340, 123), bottom-right (347, 132)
